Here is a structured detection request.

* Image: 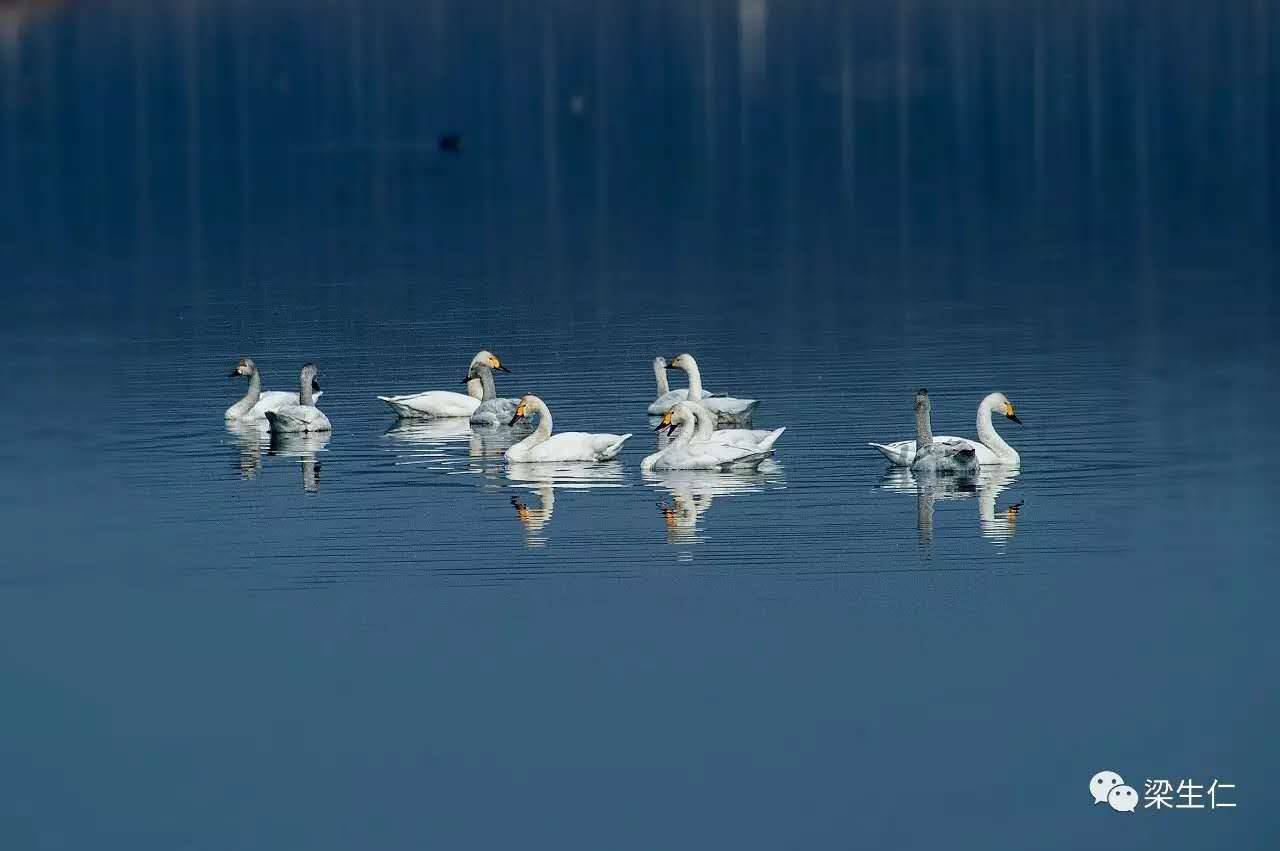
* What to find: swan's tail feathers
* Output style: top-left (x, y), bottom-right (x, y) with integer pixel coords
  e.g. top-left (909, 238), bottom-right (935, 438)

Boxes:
top-left (378, 395), bottom-right (419, 418)
top-left (868, 441), bottom-right (912, 466)
top-left (756, 427), bottom-right (786, 452)
top-left (720, 449), bottom-right (773, 471)
top-left (599, 433), bottom-right (633, 461)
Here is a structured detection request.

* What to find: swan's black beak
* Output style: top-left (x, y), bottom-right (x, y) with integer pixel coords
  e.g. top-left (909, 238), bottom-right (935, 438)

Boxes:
top-left (228, 369), bottom-right (240, 378)
top-left (1007, 412), bottom-right (1023, 425)
top-left (311, 378), bottom-right (321, 392)
top-left (664, 359), bottom-right (679, 370)
top-left (496, 364), bottom-right (512, 374)
top-left (653, 421), bottom-right (668, 433)
top-left (461, 374), bottom-right (475, 385)
top-left (507, 413), bottom-right (522, 426)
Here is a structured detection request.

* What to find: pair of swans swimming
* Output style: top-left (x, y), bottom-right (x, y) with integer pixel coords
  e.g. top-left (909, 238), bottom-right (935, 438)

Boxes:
top-left (378, 350), bottom-right (519, 426)
top-left (226, 359), bottom-right (331, 434)
top-left (869, 390), bottom-right (1022, 473)
top-left (649, 354), bottom-right (758, 423)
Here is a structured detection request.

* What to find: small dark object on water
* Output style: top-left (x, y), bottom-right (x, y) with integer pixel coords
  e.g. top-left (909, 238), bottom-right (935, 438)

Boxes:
top-left (438, 133), bottom-right (462, 153)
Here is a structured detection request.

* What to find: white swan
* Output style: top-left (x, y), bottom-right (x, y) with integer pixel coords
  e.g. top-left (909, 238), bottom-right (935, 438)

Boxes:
top-left (377, 350), bottom-right (510, 418)
top-left (642, 402), bottom-right (776, 471)
top-left (225, 357), bottom-right (322, 421)
top-left (264, 363), bottom-right (332, 433)
top-left (504, 395), bottom-right (632, 462)
top-left (464, 362), bottom-right (520, 427)
top-left (869, 391), bottom-right (1022, 467)
top-left (647, 356), bottom-right (722, 415)
top-left (904, 388), bottom-right (977, 475)
top-left (684, 401), bottom-right (784, 450)
top-left (659, 353), bottom-right (759, 423)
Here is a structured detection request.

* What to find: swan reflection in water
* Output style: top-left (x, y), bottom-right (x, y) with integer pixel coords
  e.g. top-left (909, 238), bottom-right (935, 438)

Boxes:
top-left (383, 420), bottom-right (530, 480)
top-left (644, 461), bottom-right (786, 550)
top-left (504, 461), bottom-right (626, 548)
top-left (269, 431), bottom-right (331, 493)
top-left (226, 420), bottom-right (269, 479)
top-left (879, 465), bottom-right (1023, 547)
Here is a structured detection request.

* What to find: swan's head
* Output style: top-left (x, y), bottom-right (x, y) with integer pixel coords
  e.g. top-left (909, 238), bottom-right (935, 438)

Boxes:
top-left (300, 362), bottom-right (321, 393)
top-left (987, 392), bottom-right (1022, 425)
top-left (666, 353), bottom-right (696, 372)
top-left (508, 394), bottom-right (540, 427)
top-left (914, 388), bottom-right (931, 414)
top-left (472, 350), bottom-right (511, 373)
top-left (230, 357), bottom-right (257, 378)
top-left (653, 355), bottom-right (668, 370)
top-left (463, 362), bottom-right (492, 384)
top-left (657, 402), bottom-right (697, 435)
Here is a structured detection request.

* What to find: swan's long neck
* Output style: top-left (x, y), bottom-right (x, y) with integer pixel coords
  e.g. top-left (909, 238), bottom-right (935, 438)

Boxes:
top-left (976, 395), bottom-right (1015, 459)
top-left (242, 368), bottom-right (262, 405)
top-left (654, 361), bottom-right (671, 396)
top-left (299, 374), bottom-right (315, 406)
top-left (512, 398), bottom-right (554, 453)
top-left (915, 400), bottom-right (934, 447)
top-left (476, 368), bottom-right (498, 401)
top-left (671, 414), bottom-right (697, 449)
top-left (683, 359), bottom-right (704, 400)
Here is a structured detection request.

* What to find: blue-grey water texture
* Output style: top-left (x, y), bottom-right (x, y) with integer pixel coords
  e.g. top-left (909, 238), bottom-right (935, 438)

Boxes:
top-left (1, 1), bottom-right (1277, 848)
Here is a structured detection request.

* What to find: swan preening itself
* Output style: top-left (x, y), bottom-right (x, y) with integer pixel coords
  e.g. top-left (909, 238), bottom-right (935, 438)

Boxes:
top-left (264, 363), bottom-right (332, 434)
top-left (504, 395), bottom-right (632, 462)
top-left (901, 388), bottom-right (977, 475)
top-left (378, 350), bottom-right (511, 419)
top-left (870, 391), bottom-right (1022, 467)
top-left (641, 402), bottom-right (781, 471)
top-left (656, 354), bottom-right (759, 423)
top-left (225, 357), bottom-right (322, 421)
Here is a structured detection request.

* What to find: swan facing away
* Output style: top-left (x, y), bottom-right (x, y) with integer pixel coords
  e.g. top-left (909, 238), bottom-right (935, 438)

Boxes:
top-left (905, 389), bottom-right (977, 475)
top-left (504, 395), bottom-right (632, 462)
top-left (659, 353), bottom-right (759, 423)
top-left (264, 363), bottom-right (332, 433)
top-left (642, 402), bottom-right (777, 471)
top-left (377, 350), bottom-right (510, 418)
top-left (225, 357), bottom-right (322, 421)
top-left (869, 391), bottom-right (1022, 467)
top-left (647, 356), bottom-right (722, 415)
top-left (464, 362), bottom-right (520, 427)
top-left (683, 401), bottom-right (783, 450)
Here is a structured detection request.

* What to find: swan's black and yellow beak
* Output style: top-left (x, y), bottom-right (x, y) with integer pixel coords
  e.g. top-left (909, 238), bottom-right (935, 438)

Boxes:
top-left (488, 355), bottom-right (512, 374)
top-left (228, 369), bottom-right (241, 378)
top-left (664, 358), bottom-right (680, 370)
top-left (1004, 402), bottom-right (1022, 425)
top-left (655, 410), bottom-right (675, 433)
top-left (508, 401), bottom-right (528, 427)
top-left (311, 378), bottom-right (321, 392)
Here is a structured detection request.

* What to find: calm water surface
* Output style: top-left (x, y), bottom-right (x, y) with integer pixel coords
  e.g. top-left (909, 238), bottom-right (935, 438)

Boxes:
top-left (1, 2), bottom-right (1277, 848)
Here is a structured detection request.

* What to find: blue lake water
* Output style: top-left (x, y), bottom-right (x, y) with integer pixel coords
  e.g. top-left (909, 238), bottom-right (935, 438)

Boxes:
top-left (1, 1), bottom-right (1277, 848)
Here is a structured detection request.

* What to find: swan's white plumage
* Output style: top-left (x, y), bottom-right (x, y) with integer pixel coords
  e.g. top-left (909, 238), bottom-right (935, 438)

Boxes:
top-left (378, 350), bottom-right (508, 419)
top-left (869, 392), bottom-right (1021, 467)
top-left (642, 402), bottom-right (778, 471)
top-left (504, 395), bottom-right (631, 462)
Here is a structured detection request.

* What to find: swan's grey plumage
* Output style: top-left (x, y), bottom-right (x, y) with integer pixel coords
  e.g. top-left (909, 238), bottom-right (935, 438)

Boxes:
top-left (225, 357), bottom-right (321, 421)
top-left (264, 363), bottom-right (332, 434)
top-left (907, 389), bottom-right (977, 475)
top-left (465, 361), bottom-right (520, 427)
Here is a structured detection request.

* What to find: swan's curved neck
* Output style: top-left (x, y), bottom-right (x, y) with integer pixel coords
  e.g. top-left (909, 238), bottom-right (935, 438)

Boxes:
top-left (654, 361), bottom-right (671, 396)
top-left (683, 360), bottom-right (704, 400)
top-left (299, 374), bottom-right (315, 406)
top-left (513, 399), bottom-right (554, 452)
top-left (671, 415), bottom-right (697, 449)
top-left (976, 395), bottom-right (1015, 460)
top-left (915, 401), bottom-right (934, 447)
top-left (242, 369), bottom-right (262, 405)
top-left (465, 377), bottom-right (483, 400)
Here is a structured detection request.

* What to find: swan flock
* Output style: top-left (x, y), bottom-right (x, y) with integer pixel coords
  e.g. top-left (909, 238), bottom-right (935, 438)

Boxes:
top-left (223, 349), bottom-right (1023, 471)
